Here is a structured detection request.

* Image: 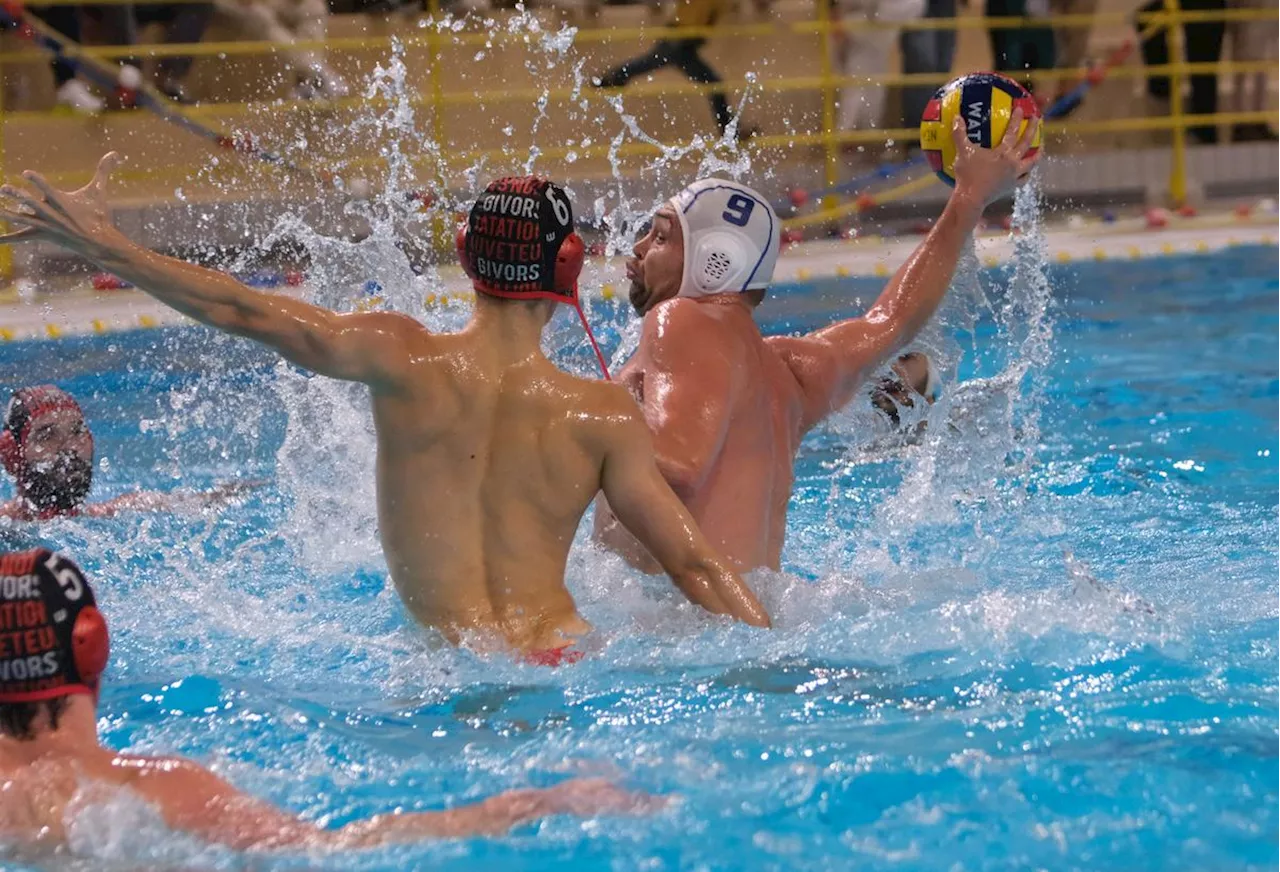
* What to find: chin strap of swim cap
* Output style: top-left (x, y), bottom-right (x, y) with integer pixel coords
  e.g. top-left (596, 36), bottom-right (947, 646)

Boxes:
top-left (670, 178), bottom-right (781, 300)
top-left (572, 297), bottom-right (611, 381)
top-left (458, 177), bottom-right (611, 381)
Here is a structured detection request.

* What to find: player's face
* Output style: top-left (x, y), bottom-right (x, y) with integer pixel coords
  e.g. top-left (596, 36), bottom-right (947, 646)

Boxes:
top-left (628, 208), bottom-right (684, 315)
top-left (18, 409), bottom-right (94, 513)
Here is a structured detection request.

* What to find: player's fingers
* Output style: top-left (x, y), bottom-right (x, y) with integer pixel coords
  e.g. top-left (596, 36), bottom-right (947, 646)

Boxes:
top-left (950, 115), bottom-right (971, 152)
top-left (0, 226), bottom-right (45, 244)
top-left (1014, 116), bottom-right (1041, 157)
top-left (0, 185), bottom-right (60, 224)
top-left (997, 107), bottom-right (1025, 152)
top-left (20, 172), bottom-right (70, 217)
top-left (91, 151), bottom-right (123, 192)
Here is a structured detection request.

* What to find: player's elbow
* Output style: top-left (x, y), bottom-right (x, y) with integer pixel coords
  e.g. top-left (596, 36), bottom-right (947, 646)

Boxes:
top-left (655, 452), bottom-right (706, 499)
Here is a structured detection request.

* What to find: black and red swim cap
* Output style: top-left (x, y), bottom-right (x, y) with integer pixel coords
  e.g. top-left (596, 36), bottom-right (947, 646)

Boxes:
top-left (456, 176), bottom-right (585, 303)
top-left (456, 177), bottom-right (610, 379)
top-left (0, 386), bottom-right (88, 476)
top-left (0, 549), bottom-right (109, 703)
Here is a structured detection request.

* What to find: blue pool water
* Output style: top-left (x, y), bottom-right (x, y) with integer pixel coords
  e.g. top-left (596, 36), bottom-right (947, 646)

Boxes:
top-left (0, 244), bottom-right (1275, 871)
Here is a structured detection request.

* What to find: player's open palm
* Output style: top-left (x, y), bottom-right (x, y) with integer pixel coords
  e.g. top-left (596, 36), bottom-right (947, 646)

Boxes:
top-left (0, 152), bottom-right (124, 256)
top-left (950, 109), bottom-right (1041, 206)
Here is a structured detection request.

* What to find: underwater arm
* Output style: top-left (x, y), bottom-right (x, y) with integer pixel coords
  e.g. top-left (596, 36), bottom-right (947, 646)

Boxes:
top-left (0, 154), bottom-right (417, 387)
top-left (137, 760), bottom-right (657, 850)
top-left (601, 404), bottom-right (771, 628)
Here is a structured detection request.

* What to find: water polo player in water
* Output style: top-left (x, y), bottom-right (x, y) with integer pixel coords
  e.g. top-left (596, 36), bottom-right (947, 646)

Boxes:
top-left (0, 163), bottom-right (769, 661)
top-left (0, 385), bottom-right (260, 522)
top-left (595, 110), bottom-right (1040, 573)
top-left (0, 549), bottom-right (659, 853)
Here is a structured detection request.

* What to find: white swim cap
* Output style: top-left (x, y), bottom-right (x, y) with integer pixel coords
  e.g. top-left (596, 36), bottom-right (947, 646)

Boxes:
top-left (922, 355), bottom-right (941, 401)
top-left (669, 178), bottom-right (780, 299)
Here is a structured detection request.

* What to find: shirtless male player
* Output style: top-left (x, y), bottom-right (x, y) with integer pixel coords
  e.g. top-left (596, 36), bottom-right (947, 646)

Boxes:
top-left (0, 549), bottom-right (658, 854)
top-left (0, 161), bottom-right (769, 661)
top-left (595, 111), bottom-right (1040, 572)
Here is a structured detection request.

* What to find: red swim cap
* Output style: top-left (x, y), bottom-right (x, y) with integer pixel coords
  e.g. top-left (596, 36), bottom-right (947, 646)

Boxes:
top-left (0, 549), bottom-right (109, 703)
top-left (0, 386), bottom-right (88, 476)
top-left (456, 177), bottom-right (609, 379)
top-left (457, 176), bottom-right (584, 303)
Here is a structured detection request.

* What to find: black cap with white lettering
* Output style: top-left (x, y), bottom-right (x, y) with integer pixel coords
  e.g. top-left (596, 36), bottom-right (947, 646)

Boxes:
top-left (456, 176), bottom-right (585, 304)
top-left (0, 549), bottom-right (109, 703)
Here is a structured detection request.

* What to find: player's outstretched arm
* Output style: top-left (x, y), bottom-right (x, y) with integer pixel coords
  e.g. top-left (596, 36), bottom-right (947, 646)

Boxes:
top-left (130, 757), bottom-right (660, 851)
top-left (0, 154), bottom-right (417, 387)
top-left (600, 403), bottom-right (771, 628)
top-left (773, 111), bottom-right (1041, 430)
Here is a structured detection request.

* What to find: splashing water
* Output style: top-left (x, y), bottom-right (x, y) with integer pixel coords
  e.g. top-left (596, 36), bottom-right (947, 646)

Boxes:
top-left (1, 17), bottom-right (1275, 869)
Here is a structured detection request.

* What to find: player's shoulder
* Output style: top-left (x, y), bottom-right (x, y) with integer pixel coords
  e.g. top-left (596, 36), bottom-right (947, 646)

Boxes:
top-left (550, 372), bottom-right (646, 443)
top-left (643, 298), bottom-right (744, 361)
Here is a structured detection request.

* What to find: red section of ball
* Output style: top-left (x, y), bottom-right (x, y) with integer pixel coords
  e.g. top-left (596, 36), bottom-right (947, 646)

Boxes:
top-left (91, 273), bottom-right (128, 290)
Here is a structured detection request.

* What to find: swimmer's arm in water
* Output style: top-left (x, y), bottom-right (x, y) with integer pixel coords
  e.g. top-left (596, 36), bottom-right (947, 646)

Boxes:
top-left (772, 113), bottom-right (1041, 430)
top-left (127, 756), bottom-right (659, 850)
top-left (599, 397), bottom-right (770, 628)
top-left (83, 479), bottom-right (266, 517)
top-left (0, 154), bottom-right (418, 388)
top-left (635, 303), bottom-right (735, 500)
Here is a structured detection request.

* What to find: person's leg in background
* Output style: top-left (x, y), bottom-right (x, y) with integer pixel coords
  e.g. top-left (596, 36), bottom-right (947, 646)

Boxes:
top-left (28, 5), bottom-right (105, 112)
top-left (1227, 0), bottom-right (1278, 140)
top-left (149, 2), bottom-right (215, 101)
top-left (900, 0), bottom-right (956, 134)
top-left (833, 0), bottom-right (889, 150)
top-left (1138, 0), bottom-right (1224, 143)
top-left (1183, 0), bottom-right (1225, 143)
top-left (667, 39), bottom-right (734, 134)
top-left (280, 0), bottom-right (348, 98)
top-left (596, 41), bottom-right (678, 88)
top-left (83, 2), bottom-right (143, 105)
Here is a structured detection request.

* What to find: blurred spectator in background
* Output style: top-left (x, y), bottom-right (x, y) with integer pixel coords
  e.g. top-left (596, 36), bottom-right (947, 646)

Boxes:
top-left (214, 0), bottom-right (349, 99)
top-left (1137, 0), bottom-right (1224, 143)
top-left (84, 2), bottom-right (214, 104)
top-left (24, 8), bottom-right (105, 113)
top-left (1226, 0), bottom-right (1277, 141)
top-left (832, 0), bottom-right (924, 140)
top-left (985, 0), bottom-right (1055, 92)
top-left (593, 0), bottom-right (747, 138)
top-left (900, 0), bottom-right (956, 133)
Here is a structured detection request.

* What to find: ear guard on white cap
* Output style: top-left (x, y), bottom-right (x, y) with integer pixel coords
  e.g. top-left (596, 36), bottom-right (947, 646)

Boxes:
top-left (671, 179), bottom-right (780, 299)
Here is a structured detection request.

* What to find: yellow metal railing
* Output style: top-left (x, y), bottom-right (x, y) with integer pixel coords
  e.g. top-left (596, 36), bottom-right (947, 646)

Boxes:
top-left (0, 1), bottom-right (1275, 245)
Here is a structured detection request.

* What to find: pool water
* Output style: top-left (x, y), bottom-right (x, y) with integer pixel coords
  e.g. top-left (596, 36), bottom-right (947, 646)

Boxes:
top-left (0, 244), bottom-right (1275, 871)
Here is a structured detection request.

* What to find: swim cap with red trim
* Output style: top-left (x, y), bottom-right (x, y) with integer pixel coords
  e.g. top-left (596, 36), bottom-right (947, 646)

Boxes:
top-left (456, 177), bottom-right (610, 379)
top-left (0, 386), bottom-right (88, 476)
top-left (457, 176), bottom-right (582, 303)
top-left (0, 549), bottom-right (109, 703)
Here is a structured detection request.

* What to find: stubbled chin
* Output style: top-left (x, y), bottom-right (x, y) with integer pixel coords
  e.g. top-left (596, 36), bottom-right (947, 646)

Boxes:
top-left (629, 281), bottom-right (650, 315)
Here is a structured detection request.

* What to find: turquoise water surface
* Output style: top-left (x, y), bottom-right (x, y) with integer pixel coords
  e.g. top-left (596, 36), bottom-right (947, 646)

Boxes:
top-left (0, 244), bottom-right (1275, 871)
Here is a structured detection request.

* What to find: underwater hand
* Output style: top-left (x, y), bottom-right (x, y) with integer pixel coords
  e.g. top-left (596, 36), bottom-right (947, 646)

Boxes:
top-left (0, 153), bottom-right (127, 255)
